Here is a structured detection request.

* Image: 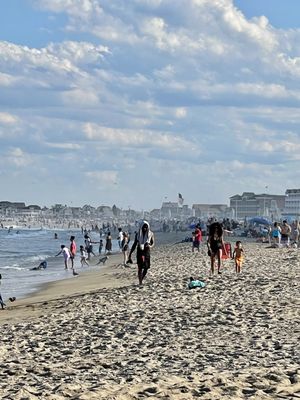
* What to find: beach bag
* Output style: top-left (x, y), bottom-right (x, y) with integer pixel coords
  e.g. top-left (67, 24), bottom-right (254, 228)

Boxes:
top-left (188, 280), bottom-right (206, 289)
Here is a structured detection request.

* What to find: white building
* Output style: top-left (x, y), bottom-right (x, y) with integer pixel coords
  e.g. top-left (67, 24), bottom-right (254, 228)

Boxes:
top-left (283, 189), bottom-right (300, 218)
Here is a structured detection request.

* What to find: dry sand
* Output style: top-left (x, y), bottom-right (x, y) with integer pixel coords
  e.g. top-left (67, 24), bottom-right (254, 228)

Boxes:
top-left (0, 240), bottom-right (299, 399)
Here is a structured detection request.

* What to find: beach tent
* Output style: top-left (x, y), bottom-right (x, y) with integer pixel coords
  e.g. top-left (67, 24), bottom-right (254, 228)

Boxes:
top-left (249, 217), bottom-right (271, 226)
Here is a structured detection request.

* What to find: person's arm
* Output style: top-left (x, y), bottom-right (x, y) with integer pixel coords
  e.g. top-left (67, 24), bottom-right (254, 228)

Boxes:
top-left (232, 249), bottom-right (236, 259)
top-left (221, 235), bottom-right (228, 256)
top-left (55, 250), bottom-right (62, 257)
top-left (128, 236), bottom-right (138, 259)
top-left (147, 234), bottom-right (155, 249)
top-left (207, 236), bottom-right (211, 249)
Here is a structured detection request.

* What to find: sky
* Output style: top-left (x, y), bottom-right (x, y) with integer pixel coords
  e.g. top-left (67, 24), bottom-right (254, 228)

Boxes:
top-left (1, 0), bottom-right (300, 210)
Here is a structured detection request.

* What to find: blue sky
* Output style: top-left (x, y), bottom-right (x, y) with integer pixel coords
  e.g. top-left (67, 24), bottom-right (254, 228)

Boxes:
top-left (0, 0), bottom-right (300, 210)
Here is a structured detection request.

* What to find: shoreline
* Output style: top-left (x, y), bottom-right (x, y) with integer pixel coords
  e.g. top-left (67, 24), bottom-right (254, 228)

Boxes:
top-left (0, 251), bottom-right (130, 323)
top-left (0, 231), bottom-right (187, 323)
top-left (0, 231), bottom-right (246, 321)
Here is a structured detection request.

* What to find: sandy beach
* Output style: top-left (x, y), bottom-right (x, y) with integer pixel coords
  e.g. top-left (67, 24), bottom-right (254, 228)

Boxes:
top-left (0, 239), bottom-right (299, 399)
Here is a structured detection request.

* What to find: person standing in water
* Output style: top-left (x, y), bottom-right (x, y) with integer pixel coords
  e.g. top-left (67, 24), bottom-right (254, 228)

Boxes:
top-left (70, 236), bottom-right (77, 269)
top-left (128, 221), bottom-right (155, 286)
top-left (55, 245), bottom-right (71, 270)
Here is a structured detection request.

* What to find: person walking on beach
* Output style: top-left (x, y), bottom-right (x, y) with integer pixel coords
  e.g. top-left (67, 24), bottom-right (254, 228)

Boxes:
top-left (55, 245), bottom-right (71, 269)
top-left (99, 239), bottom-right (103, 255)
top-left (192, 226), bottom-right (202, 252)
top-left (70, 236), bottom-right (77, 269)
top-left (105, 232), bottom-right (112, 254)
top-left (122, 232), bottom-right (129, 265)
top-left (291, 220), bottom-right (300, 245)
top-left (79, 245), bottom-right (89, 267)
top-left (207, 222), bottom-right (227, 275)
top-left (0, 274), bottom-right (6, 310)
top-left (117, 227), bottom-right (123, 251)
top-left (232, 241), bottom-right (244, 273)
top-left (84, 234), bottom-right (95, 260)
top-left (281, 220), bottom-right (291, 247)
top-left (128, 221), bottom-right (155, 286)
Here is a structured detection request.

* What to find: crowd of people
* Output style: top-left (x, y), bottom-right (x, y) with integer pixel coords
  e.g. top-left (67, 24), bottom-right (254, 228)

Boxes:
top-left (51, 218), bottom-right (300, 285)
top-left (54, 222), bottom-right (155, 285)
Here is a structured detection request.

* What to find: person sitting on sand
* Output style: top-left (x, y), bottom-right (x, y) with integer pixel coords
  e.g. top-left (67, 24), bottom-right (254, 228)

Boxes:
top-left (31, 260), bottom-right (47, 271)
top-left (207, 222), bottom-right (227, 275)
top-left (128, 221), bottom-right (155, 286)
top-left (232, 241), bottom-right (244, 273)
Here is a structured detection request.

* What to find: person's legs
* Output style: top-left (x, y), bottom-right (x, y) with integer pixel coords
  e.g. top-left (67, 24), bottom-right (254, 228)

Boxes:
top-left (138, 266), bottom-right (143, 285)
top-left (142, 267), bottom-right (148, 281)
top-left (123, 250), bottom-right (128, 265)
top-left (0, 293), bottom-right (5, 309)
top-left (217, 249), bottom-right (222, 273)
top-left (64, 256), bottom-right (68, 269)
top-left (210, 254), bottom-right (215, 275)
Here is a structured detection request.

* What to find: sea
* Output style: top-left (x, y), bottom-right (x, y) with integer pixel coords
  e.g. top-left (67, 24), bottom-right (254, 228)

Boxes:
top-left (0, 228), bottom-right (119, 301)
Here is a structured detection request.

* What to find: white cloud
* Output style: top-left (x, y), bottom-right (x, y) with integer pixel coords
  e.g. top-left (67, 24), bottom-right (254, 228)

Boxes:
top-left (175, 108), bottom-right (187, 118)
top-left (45, 142), bottom-right (82, 150)
top-left (85, 170), bottom-right (118, 185)
top-left (6, 148), bottom-right (32, 167)
top-left (1, 0), bottom-right (300, 207)
top-left (0, 112), bottom-right (19, 125)
top-left (83, 122), bottom-right (196, 153)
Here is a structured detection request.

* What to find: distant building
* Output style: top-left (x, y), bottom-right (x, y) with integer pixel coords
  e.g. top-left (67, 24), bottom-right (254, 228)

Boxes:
top-left (282, 189), bottom-right (300, 218)
top-left (160, 202), bottom-right (192, 219)
top-left (229, 192), bottom-right (285, 220)
top-left (192, 204), bottom-right (229, 219)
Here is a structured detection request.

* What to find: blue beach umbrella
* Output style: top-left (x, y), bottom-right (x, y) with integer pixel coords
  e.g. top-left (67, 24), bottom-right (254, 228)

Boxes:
top-left (249, 217), bottom-right (271, 225)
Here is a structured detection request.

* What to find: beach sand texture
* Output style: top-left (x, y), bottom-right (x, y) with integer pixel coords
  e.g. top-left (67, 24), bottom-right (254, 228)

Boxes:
top-left (0, 242), bottom-right (299, 399)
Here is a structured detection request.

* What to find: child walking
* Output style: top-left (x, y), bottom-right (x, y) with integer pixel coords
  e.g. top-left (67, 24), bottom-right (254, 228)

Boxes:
top-left (99, 239), bottom-right (103, 255)
top-left (232, 241), bottom-right (244, 273)
top-left (80, 245), bottom-right (89, 267)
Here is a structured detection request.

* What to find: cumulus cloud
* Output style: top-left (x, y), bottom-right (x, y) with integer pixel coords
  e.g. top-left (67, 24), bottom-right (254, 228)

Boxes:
top-left (1, 0), bottom-right (300, 207)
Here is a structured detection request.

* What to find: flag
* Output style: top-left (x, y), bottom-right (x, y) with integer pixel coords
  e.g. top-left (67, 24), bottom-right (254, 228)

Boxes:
top-left (178, 193), bottom-right (184, 206)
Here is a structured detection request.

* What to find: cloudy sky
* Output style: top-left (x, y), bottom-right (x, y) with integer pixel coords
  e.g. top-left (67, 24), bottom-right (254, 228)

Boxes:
top-left (1, 0), bottom-right (300, 210)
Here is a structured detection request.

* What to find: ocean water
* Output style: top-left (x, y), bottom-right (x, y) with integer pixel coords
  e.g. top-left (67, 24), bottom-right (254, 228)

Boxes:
top-left (0, 228), bottom-right (119, 301)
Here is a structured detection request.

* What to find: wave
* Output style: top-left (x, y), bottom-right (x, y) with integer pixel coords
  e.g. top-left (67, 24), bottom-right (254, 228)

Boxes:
top-left (0, 265), bottom-right (25, 271)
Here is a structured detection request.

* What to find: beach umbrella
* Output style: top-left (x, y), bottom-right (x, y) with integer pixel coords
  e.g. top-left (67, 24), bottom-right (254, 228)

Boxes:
top-left (249, 217), bottom-right (271, 225)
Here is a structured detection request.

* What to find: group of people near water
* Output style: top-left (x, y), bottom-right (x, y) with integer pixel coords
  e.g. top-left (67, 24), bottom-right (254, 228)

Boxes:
top-left (36, 217), bottom-right (300, 288)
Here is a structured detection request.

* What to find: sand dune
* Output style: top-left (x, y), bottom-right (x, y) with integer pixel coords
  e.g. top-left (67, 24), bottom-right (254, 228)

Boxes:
top-left (0, 241), bottom-right (299, 399)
